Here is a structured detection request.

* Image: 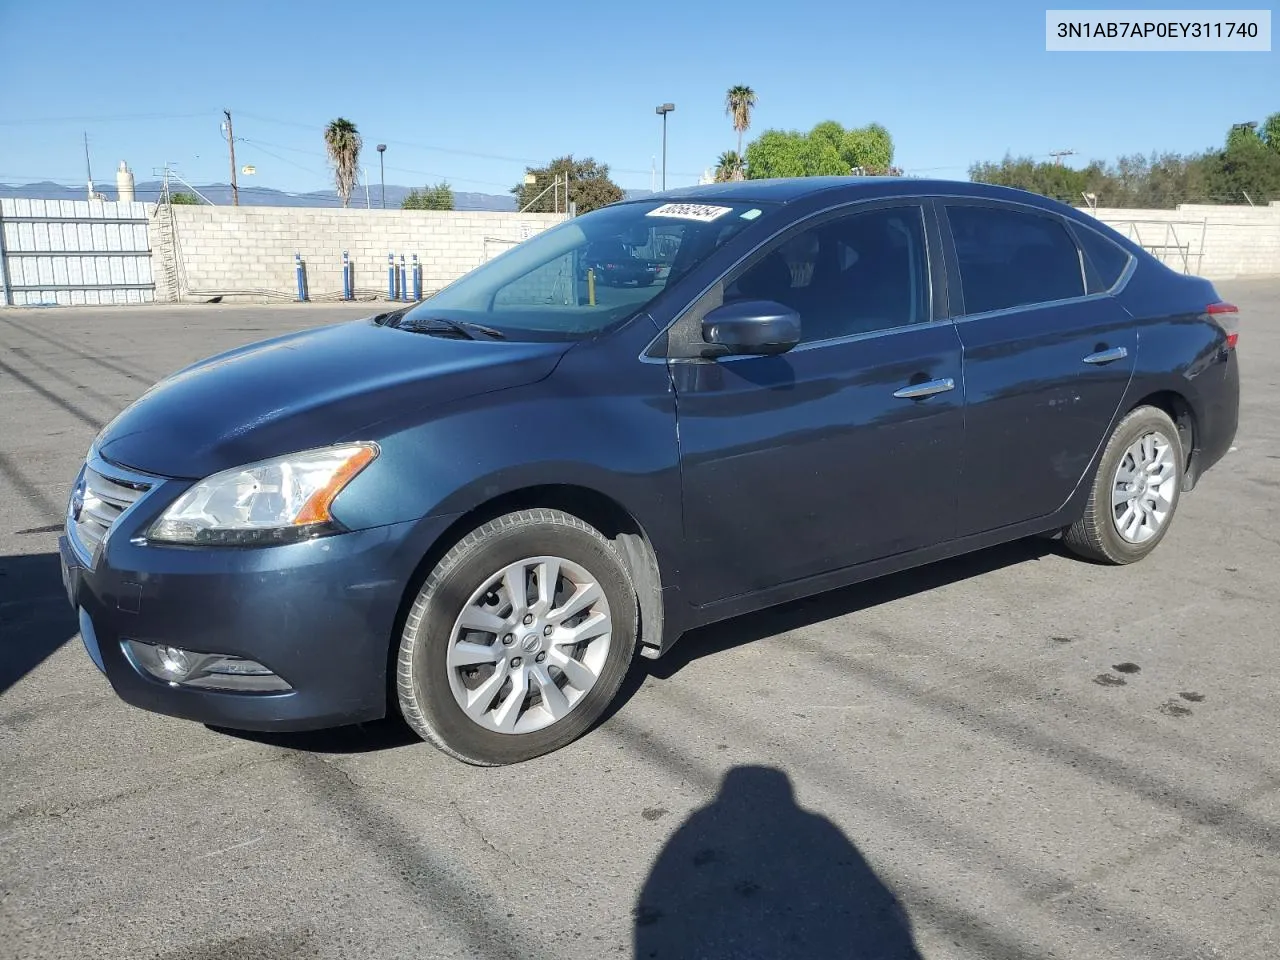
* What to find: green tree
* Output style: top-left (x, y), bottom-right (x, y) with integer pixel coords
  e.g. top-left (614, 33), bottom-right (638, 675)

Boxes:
top-left (169, 191), bottom-right (200, 204)
top-left (1204, 133), bottom-right (1280, 203)
top-left (714, 151), bottom-right (744, 182)
top-left (402, 182), bottom-right (454, 210)
top-left (842, 123), bottom-right (894, 173)
top-left (724, 85), bottom-right (757, 178)
top-left (744, 121), bottom-right (896, 179)
top-left (745, 129), bottom-right (845, 179)
top-left (323, 117), bottom-right (362, 208)
top-left (1226, 123), bottom-right (1262, 150)
top-left (511, 156), bottom-right (622, 214)
top-left (1260, 112), bottom-right (1280, 153)
top-left (969, 154), bottom-right (1096, 203)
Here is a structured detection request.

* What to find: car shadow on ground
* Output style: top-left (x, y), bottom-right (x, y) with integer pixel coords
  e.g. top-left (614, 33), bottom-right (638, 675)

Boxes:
top-left (632, 764), bottom-right (923, 959)
top-left (603, 535), bottom-right (1057, 721)
top-left (219, 537), bottom-right (1056, 756)
top-left (0, 551), bottom-right (78, 696)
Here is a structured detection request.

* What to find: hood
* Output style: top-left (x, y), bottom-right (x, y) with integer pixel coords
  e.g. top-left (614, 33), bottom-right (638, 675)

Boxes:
top-left (95, 318), bottom-right (570, 479)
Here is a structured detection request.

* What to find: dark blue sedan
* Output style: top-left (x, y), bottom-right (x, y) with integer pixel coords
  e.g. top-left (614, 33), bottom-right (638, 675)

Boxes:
top-left (59, 178), bottom-right (1241, 765)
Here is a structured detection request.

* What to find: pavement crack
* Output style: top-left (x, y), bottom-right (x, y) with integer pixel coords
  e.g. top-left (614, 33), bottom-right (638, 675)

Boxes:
top-left (449, 798), bottom-right (513, 864)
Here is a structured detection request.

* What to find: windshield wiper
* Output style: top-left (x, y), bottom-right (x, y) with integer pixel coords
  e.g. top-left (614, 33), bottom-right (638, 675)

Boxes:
top-left (399, 315), bottom-right (507, 340)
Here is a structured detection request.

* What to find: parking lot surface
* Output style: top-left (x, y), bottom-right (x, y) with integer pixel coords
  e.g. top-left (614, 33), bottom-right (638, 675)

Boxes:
top-left (2, 286), bottom-right (1278, 960)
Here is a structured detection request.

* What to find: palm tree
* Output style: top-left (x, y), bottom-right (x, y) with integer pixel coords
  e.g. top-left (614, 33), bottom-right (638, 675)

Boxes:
top-left (724, 85), bottom-right (757, 179)
top-left (324, 118), bottom-right (362, 207)
top-left (715, 151), bottom-right (744, 182)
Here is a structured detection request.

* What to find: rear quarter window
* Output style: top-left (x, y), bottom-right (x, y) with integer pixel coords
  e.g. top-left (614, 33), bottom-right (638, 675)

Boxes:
top-left (1072, 223), bottom-right (1133, 293)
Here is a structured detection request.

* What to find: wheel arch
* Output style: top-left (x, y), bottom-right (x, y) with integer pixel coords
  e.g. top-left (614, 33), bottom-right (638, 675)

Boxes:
top-left (1127, 389), bottom-right (1200, 489)
top-left (384, 484), bottom-right (668, 711)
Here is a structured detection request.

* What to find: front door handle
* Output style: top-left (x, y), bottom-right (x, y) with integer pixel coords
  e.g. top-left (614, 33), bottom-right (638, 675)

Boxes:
top-left (893, 377), bottom-right (956, 400)
top-left (1083, 346), bottom-right (1128, 365)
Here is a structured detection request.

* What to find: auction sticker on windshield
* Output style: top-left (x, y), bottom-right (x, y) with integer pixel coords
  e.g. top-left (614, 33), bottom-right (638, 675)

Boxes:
top-left (646, 203), bottom-right (733, 222)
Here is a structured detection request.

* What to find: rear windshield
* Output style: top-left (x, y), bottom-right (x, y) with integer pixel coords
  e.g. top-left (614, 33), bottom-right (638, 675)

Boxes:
top-left (399, 200), bottom-right (777, 341)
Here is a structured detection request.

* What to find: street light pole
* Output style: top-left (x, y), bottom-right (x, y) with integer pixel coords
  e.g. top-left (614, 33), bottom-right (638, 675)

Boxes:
top-left (377, 144), bottom-right (386, 208)
top-left (655, 103), bottom-right (674, 191)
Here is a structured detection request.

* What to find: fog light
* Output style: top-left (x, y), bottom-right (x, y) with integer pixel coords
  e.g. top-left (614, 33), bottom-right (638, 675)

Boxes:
top-left (122, 639), bottom-right (291, 692)
top-left (157, 646), bottom-right (192, 679)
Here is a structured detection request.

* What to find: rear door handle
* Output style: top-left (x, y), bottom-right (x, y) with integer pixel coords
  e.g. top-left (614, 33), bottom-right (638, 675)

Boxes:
top-left (893, 377), bottom-right (956, 400)
top-left (1082, 346), bottom-right (1128, 365)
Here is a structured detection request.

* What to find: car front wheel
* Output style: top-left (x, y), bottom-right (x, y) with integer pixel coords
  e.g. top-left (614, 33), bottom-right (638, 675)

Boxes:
top-left (395, 509), bottom-right (638, 765)
top-left (1062, 405), bottom-right (1184, 565)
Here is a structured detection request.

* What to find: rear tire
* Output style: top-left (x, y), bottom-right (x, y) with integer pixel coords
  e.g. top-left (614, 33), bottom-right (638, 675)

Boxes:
top-left (396, 509), bottom-right (638, 766)
top-left (1062, 405), bottom-right (1184, 565)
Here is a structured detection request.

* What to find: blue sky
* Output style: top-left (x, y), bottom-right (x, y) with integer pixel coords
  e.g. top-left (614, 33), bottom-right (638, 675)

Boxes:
top-left (1, 0), bottom-right (1275, 198)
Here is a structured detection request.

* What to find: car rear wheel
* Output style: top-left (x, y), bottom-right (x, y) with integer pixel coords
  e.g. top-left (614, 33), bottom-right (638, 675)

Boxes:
top-left (1062, 405), bottom-right (1184, 565)
top-left (395, 509), bottom-right (638, 765)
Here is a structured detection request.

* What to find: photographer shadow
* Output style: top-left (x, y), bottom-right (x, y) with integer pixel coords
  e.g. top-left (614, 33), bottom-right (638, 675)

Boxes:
top-left (633, 765), bottom-right (922, 960)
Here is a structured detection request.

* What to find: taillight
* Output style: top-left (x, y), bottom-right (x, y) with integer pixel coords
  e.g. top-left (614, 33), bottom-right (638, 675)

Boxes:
top-left (1208, 301), bottom-right (1239, 349)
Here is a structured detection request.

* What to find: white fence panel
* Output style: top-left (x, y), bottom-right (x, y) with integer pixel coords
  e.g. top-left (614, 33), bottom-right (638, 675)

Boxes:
top-left (0, 197), bottom-right (156, 306)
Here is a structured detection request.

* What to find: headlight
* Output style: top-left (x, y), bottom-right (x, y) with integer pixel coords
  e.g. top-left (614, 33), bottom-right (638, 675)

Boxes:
top-left (148, 442), bottom-right (379, 546)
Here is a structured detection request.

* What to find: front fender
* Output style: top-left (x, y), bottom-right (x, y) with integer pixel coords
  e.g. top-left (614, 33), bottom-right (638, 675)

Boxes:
top-left (330, 338), bottom-right (683, 577)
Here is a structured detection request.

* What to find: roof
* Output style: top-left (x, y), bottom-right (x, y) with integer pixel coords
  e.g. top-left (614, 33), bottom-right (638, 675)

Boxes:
top-left (638, 176), bottom-right (1066, 210)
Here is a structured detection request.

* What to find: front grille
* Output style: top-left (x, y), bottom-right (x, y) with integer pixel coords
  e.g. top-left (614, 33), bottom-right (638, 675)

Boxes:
top-left (70, 464), bottom-right (153, 559)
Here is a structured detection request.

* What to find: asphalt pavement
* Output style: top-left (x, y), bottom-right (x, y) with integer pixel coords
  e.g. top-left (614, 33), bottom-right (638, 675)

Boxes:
top-left (1, 285), bottom-right (1277, 960)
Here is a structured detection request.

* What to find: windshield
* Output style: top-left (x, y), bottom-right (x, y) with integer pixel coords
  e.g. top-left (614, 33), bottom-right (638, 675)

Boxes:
top-left (397, 199), bottom-right (777, 341)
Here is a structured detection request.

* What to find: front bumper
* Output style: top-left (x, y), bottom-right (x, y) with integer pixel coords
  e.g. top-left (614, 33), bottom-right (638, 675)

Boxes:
top-left (60, 472), bottom-right (458, 733)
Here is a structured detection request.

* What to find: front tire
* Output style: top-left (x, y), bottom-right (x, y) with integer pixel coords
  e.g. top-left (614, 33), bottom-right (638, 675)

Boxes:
top-left (1062, 405), bottom-right (1184, 565)
top-left (395, 509), bottom-right (638, 765)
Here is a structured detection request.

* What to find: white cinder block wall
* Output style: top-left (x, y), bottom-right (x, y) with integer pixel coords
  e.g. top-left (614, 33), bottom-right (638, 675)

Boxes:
top-left (1084, 201), bottom-right (1280, 279)
top-left (131, 199), bottom-right (1280, 304)
top-left (151, 205), bottom-right (567, 302)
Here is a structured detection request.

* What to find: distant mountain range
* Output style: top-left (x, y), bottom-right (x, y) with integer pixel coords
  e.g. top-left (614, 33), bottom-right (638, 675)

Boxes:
top-left (0, 180), bottom-right (657, 211)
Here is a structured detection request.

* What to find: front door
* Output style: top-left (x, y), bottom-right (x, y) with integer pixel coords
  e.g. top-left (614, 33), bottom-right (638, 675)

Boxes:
top-left (940, 201), bottom-right (1138, 536)
top-left (671, 202), bottom-right (966, 607)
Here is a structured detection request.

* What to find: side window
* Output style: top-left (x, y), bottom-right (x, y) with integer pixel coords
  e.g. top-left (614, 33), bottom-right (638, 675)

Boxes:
top-left (1072, 223), bottom-right (1132, 293)
top-left (945, 205), bottom-right (1086, 314)
top-left (724, 206), bottom-right (930, 343)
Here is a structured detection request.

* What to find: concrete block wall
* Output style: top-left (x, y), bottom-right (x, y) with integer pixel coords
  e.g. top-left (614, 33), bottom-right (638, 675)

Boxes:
top-left (493, 252), bottom-right (576, 306)
top-left (1083, 201), bottom-right (1280, 279)
top-left (152, 205), bottom-right (567, 302)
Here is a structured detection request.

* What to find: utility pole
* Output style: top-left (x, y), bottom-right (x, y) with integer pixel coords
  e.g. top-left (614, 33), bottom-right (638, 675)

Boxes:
top-left (1048, 149), bottom-right (1076, 166)
top-left (223, 110), bottom-right (239, 206)
top-left (377, 144), bottom-right (386, 208)
top-left (83, 132), bottom-right (94, 200)
top-left (655, 103), bottom-right (675, 190)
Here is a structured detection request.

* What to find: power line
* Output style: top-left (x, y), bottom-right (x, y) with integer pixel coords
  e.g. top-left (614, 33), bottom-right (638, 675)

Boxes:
top-left (234, 109), bottom-right (703, 178)
top-left (238, 139), bottom-right (328, 178)
top-left (382, 164), bottom-right (515, 191)
top-left (0, 111), bottom-right (210, 126)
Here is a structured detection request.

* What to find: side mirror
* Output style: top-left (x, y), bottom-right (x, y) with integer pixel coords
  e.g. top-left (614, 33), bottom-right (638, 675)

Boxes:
top-left (702, 299), bottom-right (801, 357)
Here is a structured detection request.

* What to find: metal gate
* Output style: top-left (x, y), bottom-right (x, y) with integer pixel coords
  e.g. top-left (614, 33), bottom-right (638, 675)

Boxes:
top-left (0, 198), bottom-right (155, 306)
top-left (1100, 218), bottom-right (1208, 276)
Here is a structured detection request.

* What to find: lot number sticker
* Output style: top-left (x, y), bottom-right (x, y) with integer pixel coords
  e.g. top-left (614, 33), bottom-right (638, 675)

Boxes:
top-left (646, 203), bottom-right (733, 222)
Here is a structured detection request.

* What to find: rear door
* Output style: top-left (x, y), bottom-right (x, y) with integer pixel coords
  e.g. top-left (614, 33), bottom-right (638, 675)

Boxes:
top-left (938, 200), bottom-right (1137, 536)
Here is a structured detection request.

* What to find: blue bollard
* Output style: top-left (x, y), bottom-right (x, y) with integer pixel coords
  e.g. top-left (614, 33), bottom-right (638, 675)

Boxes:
top-left (295, 253), bottom-right (308, 302)
top-left (387, 253), bottom-right (396, 301)
top-left (399, 255), bottom-right (409, 302)
top-left (412, 254), bottom-right (422, 301)
top-left (342, 251), bottom-right (352, 301)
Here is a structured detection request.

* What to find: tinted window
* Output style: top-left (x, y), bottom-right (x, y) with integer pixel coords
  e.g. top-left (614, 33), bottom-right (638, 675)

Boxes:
top-left (725, 206), bottom-right (930, 343)
top-left (1073, 223), bottom-right (1132, 293)
top-left (946, 205), bottom-right (1085, 314)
